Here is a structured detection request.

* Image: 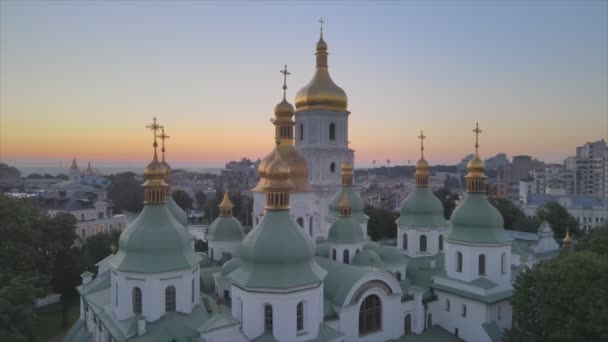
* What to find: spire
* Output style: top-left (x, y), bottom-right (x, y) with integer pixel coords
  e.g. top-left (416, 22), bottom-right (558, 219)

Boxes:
top-left (562, 227), bottom-right (573, 248)
top-left (341, 161), bottom-right (354, 186)
top-left (263, 141), bottom-right (293, 210)
top-left (338, 191), bottom-right (352, 217)
top-left (70, 157), bottom-right (78, 169)
top-left (218, 191), bottom-right (234, 217)
top-left (86, 161), bottom-right (93, 175)
top-left (415, 130), bottom-right (430, 187)
top-left (143, 117), bottom-right (168, 204)
top-left (274, 65), bottom-right (295, 130)
top-left (316, 17), bottom-right (328, 68)
top-left (465, 123), bottom-right (487, 193)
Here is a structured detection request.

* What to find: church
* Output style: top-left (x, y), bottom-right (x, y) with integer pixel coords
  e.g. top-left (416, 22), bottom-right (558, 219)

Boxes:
top-left (64, 24), bottom-right (561, 342)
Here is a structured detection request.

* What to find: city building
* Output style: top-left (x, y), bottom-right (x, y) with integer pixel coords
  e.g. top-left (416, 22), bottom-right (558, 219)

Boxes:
top-left (565, 139), bottom-right (607, 199)
top-left (521, 192), bottom-right (608, 232)
top-left (221, 158), bottom-right (260, 194)
top-left (518, 164), bottom-right (575, 202)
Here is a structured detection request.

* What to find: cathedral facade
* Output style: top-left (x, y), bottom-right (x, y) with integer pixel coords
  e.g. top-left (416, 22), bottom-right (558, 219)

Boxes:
top-left (65, 26), bottom-right (561, 342)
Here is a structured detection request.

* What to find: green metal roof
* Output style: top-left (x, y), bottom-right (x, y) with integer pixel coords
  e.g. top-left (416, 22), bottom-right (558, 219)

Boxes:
top-left (363, 241), bottom-right (382, 252)
top-left (251, 323), bottom-right (342, 342)
top-left (167, 194), bottom-right (188, 227)
top-left (200, 267), bottom-right (220, 294)
top-left (228, 210), bottom-right (326, 289)
top-left (327, 187), bottom-right (367, 222)
top-left (315, 242), bottom-right (330, 258)
top-left (448, 193), bottom-right (511, 244)
top-left (327, 216), bottom-right (365, 244)
top-left (63, 319), bottom-right (88, 342)
top-left (397, 187), bottom-right (448, 228)
top-left (315, 256), bottom-right (370, 307)
top-left (108, 205), bottom-right (201, 273)
top-left (220, 258), bottom-right (241, 276)
top-left (207, 216), bottom-right (244, 242)
top-left (377, 246), bottom-right (407, 265)
top-left (351, 249), bottom-right (388, 269)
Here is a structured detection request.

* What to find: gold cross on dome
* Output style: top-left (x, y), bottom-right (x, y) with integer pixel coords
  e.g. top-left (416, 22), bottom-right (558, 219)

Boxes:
top-left (157, 127), bottom-right (170, 154)
top-left (418, 130), bottom-right (426, 158)
top-left (473, 122), bottom-right (482, 153)
top-left (318, 17), bottom-right (325, 34)
top-left (146, 117), bottom-right (162, 148)
top-left (280, 64), bottom-right (290, 96)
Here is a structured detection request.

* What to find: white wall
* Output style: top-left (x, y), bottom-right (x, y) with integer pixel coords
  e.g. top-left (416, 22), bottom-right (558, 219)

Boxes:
top-left (445, 241), bottom-right (511, 287)
top-left (397, 226), bottom-right (448, 258)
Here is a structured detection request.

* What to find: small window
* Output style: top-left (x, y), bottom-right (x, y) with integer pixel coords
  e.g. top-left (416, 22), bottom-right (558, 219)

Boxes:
top-left (264, 304), bottom-right (273, 332)
top-left (461, 304), bottom-right (467, 317)
top-left (329, 123), bottom-right (336, 140)
top-left (438, 235), bottom-right (444, 251)
top-left (419, 235), bottom-right (427, 252)
top-left (81, 213), bottom-right (85, 222)
top-left (133, 287), bottom-right (142, 314)
top-left (300, 123), bottom-right (304, 141)
top-left (404, 314), bottom-right (412, 335)
top-left (456, 252), bottom-right (463, 273)
top-left (330, 162), bottom-right (336, 173)
top-left (297, 302), bottom-right (304, 331)
top-left (165, 286), bottom-right (176, 312)
top-left (191, 278), bottom-right (195, 303)
top-left (297, 217), bottom-right (304, 228)
top-left (402, 233), bottom-right (408, 251)
top-left (479, 254), bottom-right (486, 276)
top-left (498, 305), bottom-right (502, 319)
top-left (332, 249), bottom-right (337, 261)
top-left (445, 298), bottom-right (450, 312)
top-left (501, 252), bottom-right (507, 275)
top-left (344, 249), bottom-right (350, 264)
top-left (395, 272), bottom-right (401, 280)
top-left (115, 282), bottom-right (118, 307)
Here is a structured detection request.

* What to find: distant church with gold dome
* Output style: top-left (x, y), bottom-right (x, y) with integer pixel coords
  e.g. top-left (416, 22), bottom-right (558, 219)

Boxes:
top-left (65, 22), bottom-right (561, 342)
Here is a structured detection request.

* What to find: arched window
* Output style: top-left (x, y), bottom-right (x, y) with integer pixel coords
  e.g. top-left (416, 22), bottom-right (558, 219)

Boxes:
top-left (402, 233), bottom-right (408, 250)
top-left (329, 123), bottom-right (336, 140)
top-left (445, 298), bottom-right (450, 312)
top-left (404, 314), bottom-right (412, 335)
top-left (330, 162), bottom-right (336, 173)
top-left (309, 216), bottom-right (313, 237)
top-left (224, 290), bottom-right (230, 301)
top-left (297, 301), bottom-right (304, 331)
top-left (300, 123), bottom-right (304, 141)
top-left (501, 252), bottom-right (507, 274)
top-left (343, 249), bottom-right (350, 264)
top-left (427, 313), bottom-right (432, 328)
top-left (358, 294), bottom-right (381, 335)
top-left (297, 217), bottom-right (304, 228)
top-left (264, 304), bottom-right (273, 332)
top-left (456, 251), bottom-right (463, 272)
top-left (478, 254), bottom-right (486, 276)
top-left (133, 287), bottom-right (142, 313)
top-left (81, 213), bottom-right (85, 222)
top-left (461, 304), bottom-right (467, 317)
top-left (191, 278), bottom-right (195, 303)
top-left (165, 286), bottom-right (176, 312)
top-left (395, 272), bottom-right (401, 280)
top-left (332, 249), bottom-right (337, 261)
top-left (256, 217), bottom-right (259, 225)
top-left (210, 248), bottom-right (214, 259)
top-left (419, 235), bottom-right (427, 252)
top-left (438, 235), bottom-right (444, 251)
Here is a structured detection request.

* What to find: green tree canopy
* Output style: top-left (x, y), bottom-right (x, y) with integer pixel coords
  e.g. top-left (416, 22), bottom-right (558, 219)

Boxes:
top-left (575, 223), bottom-right (608, 255)
top-left (433, 187), bottom-right (460, 219)
top-left (194, 190), bottom-right (207, 210)
top-left (172, 190), bottom-right (193, 211)
top-left (107, 172), bottom-right (144, 213)
top-left (84, 230), bottom-right (121, 266)
top-left (510, 251), bottom-right (608, 341)
top-left (488, 197), bottom-right (538, 232)
top-left (365, 207), bottom-right (398, 241)
top-left (536, 201), bottom-right (578, 239)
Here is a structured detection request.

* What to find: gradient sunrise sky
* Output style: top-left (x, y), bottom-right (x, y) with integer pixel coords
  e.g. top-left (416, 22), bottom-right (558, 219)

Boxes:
top-left (1, 1), bottom-right (607, 169)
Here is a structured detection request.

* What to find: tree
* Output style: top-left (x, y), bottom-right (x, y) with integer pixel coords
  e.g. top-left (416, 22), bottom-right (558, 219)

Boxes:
top-left (488, 197), bottom-right (538, 232)
top-left (575, 224), bottom-right (608, 255)
top-left (433, 187), bottom-right (459, 219)
top-left (510, 252), bottom-right (608, 341)
top-left (107, 172), bottom-right (144, 213)
top-left (536, 201), bottom-right (578, 239)
top-left (172, 190), bottom-right (193, 211)
top-left (84, 230), bottom-right (121, 266)
top-left (194, 190), bottom-right (207, 210)
top-left (365, 207), bottom-right (398, 241)
top-left (0, 275), bottom-right (43, 342)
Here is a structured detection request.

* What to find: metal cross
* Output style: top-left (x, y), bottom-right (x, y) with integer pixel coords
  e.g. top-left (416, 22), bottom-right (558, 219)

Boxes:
top-left (318, 17), bottom-right (325, 34)
top-left (418, 130), bottom-right (426, 158)
top-left (473, 122), bottom-right (482, 153)
top-left (280, 64), bottom-right (290, 97)
top-left (146, 117), bottom-right (162, 148)
top-left (157, 127), bottom-right (170, 159)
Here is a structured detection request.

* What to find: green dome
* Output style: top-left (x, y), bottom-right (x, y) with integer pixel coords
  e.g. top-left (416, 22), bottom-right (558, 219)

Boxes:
top-left (221, 258), bottom-right (241, 276)
top-left (228, 210), bottom-right (326, 289)
top-left (377, 247), bottom-right (406, 264)
top-left (328, 187), bottom-right (366, 222)
top-left (207, 216), bottom-right (244, 242)
top-left (363, 241), bottom-right (382, 252)
top-left (108, 205), bottom-right (200, 273)
top-left (167, 195), bottom-right (188, 227)
top-left (448, 193), bottom-right (511, 244)
top-left (199, 253), bottom-right (213, 268)
top-left (327, 216), bottom-right (365, 244)
top-left (396, 187), bottom-right (448, 228)
top-left (315, 242), bottom-right (330, 258)
top-left (352, 250), bottom-right (387, 269)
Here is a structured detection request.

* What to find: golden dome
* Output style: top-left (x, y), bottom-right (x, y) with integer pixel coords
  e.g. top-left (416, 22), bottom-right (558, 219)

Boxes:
top-left (253, 142), bottom-right (312, 192)
top-left (467, 155), bottom-right (486, 176)
top-left (416, 158), bottom-right (430, 172)
top-left (295, 31), bottom-right (347, 112)
top-left (143, 151), bottom-right (168, 187)
top-left (274, 98), bottom-right (295, 119)
top-left (218, 192), bottom-right (234, 210)
top-left (263, 148), bottom-right (293, 192)
top-left (341, 160), bottom-right (353, 173)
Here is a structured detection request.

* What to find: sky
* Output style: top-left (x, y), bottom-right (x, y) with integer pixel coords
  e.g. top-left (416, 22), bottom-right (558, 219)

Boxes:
top-left (1, 1), bottom-right (607, 169)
